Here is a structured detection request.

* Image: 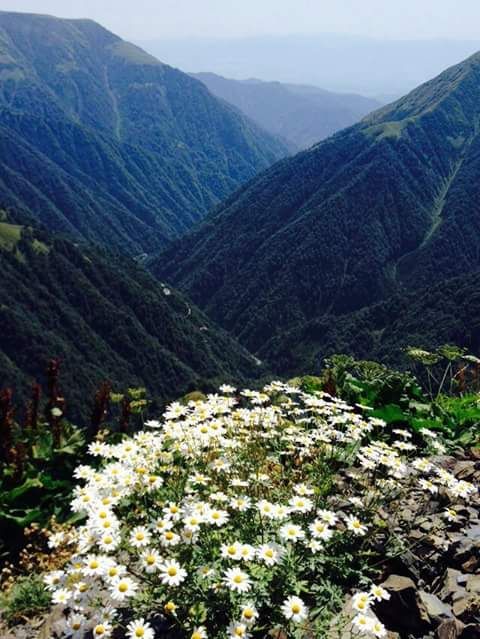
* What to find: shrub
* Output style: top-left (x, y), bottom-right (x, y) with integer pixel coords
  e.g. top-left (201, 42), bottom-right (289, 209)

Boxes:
top-left (41, 381), bottom-right (476, 638)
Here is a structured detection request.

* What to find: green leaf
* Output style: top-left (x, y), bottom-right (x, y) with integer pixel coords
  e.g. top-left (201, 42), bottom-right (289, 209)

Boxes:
top-left (370, 404), bottom-right (406, 424)
top-left (2, 477), bottom-right (42, 503)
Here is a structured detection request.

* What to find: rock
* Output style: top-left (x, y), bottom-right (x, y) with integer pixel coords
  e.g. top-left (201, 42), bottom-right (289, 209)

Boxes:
top-left (436, 619), bottom-right (465, 639)
top-left (375, 575), bottom-right (431, 635)
top-left (466, 575), bottom-right (480, 594)
top-left (452, 592), bottom-right (477, 622)
top-left (460, 625), bottom-right (480, 639)
top-left (461, 556), bottom-right (480, 574)
top-left (419, 591), bottom-right (454, 625)
top-left (438, 568), bottom-right (464, 601)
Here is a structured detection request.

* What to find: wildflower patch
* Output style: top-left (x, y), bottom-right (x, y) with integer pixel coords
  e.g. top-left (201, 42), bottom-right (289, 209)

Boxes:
top-left (43, 382), bottom-right (477, 638)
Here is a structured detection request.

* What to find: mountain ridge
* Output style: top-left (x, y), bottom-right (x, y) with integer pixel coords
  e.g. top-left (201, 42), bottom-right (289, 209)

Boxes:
top-left (191, 72), bottom-right (380, 149)
top-left (0, 11), bottom-right (288, 254)
top-left (154, 49), bottom-right (480, 365)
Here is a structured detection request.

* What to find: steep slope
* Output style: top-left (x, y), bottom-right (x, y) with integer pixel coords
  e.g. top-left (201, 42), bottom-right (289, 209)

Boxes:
top-left (0, 214), bottom-right (259, 422)
top-left (155, 51), bottom-right (480, 357)
top-left (192, 73), bottom-right (380, 149)
top-left (0, 11), bottom-right (288, 254)
top-left (261, 271), bottom-right (480, 375)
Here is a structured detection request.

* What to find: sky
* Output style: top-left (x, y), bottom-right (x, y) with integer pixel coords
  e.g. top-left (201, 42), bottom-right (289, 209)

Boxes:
top-left (1, 0), bottom-right (480, 41)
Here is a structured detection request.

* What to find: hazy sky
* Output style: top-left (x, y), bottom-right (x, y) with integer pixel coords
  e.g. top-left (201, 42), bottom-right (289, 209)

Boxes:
top-left (1, 0), bottom-right (480, 41)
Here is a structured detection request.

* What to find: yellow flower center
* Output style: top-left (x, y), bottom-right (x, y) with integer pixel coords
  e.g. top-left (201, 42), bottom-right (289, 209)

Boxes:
top-left (291, 604), bottom-right (301, 614)
top-left (95, 626), bottom-right (105, 635)
top-left (243, 609), bottom-right (254, 620)
top-left (135, 629), bottom-right (145, 638)
top-left (265, 549), bottom-right (274, 558)
top-left (118, 582), bottom-right (128, 593)
top-left (167, 567), bottom-right (178, 577)
top-left (233, 574), bottom-right (243, 584)
top-left (165, 531), bottom-right (174, 540)
top-left (146, 555), bottom-right (156, 565)
top-left (90, 561), bottom-right (99, 569)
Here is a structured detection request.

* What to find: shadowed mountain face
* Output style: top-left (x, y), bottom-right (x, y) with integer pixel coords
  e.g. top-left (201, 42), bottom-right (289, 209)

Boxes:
top-left (0, 213), bottom-right (259, 422)
top-left (0, 12), bottom-right (288, 254)
top-left (261, 270), bottom-right (480, 375)
top-left (192, 72), bottom-right (381, 149)
top-left (154, 51), bottom-right (480, 364)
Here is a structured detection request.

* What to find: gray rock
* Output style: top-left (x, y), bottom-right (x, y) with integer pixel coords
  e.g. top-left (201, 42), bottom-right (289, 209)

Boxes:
top-left (375, 575), bottom-right (431, 635)
top-left (466, 575), bottom-right (480, 594)
top-left (419, 591), bottom-right (454, 624)
top-left (436, 619), bottom-right (465, 639)
top-left (438, 568), bottom-right (468, 602)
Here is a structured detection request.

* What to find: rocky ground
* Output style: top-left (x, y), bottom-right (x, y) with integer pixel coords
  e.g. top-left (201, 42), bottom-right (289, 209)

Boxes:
top-left (331, 452), bottom-right (480, 638)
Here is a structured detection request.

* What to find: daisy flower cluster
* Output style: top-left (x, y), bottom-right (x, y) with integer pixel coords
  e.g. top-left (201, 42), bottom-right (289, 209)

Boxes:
top-left (43, 382), bottom-right (477, 638)
top-left (350, 585), bottom-right (391, 637)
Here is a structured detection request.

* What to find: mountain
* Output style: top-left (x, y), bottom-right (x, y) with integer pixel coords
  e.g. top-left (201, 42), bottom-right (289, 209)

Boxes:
top-left (154, 51), bottom-right (480, 367)
top-left (0, 12), bottom-right (288, 255)
top-left (0, 211), bottom-right (259, 422)
top-left (191, 73), bottom-right (380, 149)
top-left (140, 34), bottom-right (480, 96)
top-left (262, 271), bottom-right (480, 375)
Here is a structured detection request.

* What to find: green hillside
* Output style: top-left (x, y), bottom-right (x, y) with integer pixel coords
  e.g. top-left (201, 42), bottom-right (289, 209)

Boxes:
top-left (0, 218), bottom-right (259, 423)
top-left (0, 11), bottom-right (288, 254)
top-left (155, 50), bottom-right (480, 364)
top-left (261, 270), bottom-right (480, 374)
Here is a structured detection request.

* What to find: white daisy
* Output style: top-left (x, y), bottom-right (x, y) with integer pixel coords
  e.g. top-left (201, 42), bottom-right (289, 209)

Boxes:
top-left (222, 567), bottom-right (252, 593)
top-left (281, 596), bottom-right (308, 623)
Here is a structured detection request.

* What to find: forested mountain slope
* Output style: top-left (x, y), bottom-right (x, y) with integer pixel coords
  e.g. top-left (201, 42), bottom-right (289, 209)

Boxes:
top-left (192, 72), bottom-right (380, 149)
top-left (0, 11), bottom-right (288, 254)
top-left (155, 51), bottom-right (480, 358)
top-left (0, 213), bottom-right (259, 422)
top-left (261, 270), bottom-right (480, 375)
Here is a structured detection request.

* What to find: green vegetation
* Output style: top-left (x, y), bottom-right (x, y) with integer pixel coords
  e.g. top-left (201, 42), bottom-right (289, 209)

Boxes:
top-left (0, 222), bottom-right (259, 424)
top-left (0, 11), bottom-right (288, 255)
top-left (0, 575), bottom-right (50, 624)
top-left (298, 349), bottom-right (480, 447)
top-left (0, 222), bottom-right (21, 250)
top-left (260, 270), bottom-right (480, 376)
top-left (155, 50), bottom-right (480, 370)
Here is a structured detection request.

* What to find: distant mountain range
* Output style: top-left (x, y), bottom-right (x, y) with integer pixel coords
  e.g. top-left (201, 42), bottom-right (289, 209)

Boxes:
top-left (154, 50), bottom-right (480, 373)
top-left (0, 210), bottom-right (258, 421)
top-left (0, 11), bottom-right (288, 255)
top-left (140, 34), bottom-right (480, 96)
top-left (192, 73), bottom-right (381, 149)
